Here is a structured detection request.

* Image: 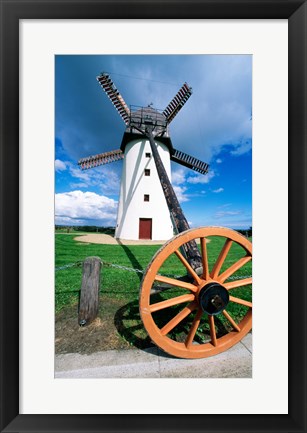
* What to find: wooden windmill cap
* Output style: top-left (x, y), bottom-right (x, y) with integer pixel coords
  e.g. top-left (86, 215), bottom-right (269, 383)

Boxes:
top-left (120, 106), bottom-right (175, 154)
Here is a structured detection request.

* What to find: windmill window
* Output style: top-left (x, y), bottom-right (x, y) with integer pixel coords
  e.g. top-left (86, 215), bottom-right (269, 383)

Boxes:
top-left (144, 194), bottom-right (150, 202)
top-left (144, 169), bottom-right (150, 176)
top-left (145, 153), bottom-right (151, 158)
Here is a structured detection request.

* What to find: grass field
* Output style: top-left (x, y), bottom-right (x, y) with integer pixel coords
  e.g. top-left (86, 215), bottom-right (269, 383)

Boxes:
top-left (55, 234), bottom-right (161, 311)
top-left (55, 232), bottom-right (252, 354)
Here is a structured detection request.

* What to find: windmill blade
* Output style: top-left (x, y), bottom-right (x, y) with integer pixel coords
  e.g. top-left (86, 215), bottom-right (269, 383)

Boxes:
top-left (78, 149), bottom-right (124, 170)
top-left (163, 83), bottom-right (193, 123)
top-left (171, 149), bottom-right (209, 175)
top-left (97, 72), bottom-right (130, 125)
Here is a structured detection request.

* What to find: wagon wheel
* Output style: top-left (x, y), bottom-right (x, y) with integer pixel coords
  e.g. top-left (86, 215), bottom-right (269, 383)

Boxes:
top-left (139, 227), bottom-right (252, 359)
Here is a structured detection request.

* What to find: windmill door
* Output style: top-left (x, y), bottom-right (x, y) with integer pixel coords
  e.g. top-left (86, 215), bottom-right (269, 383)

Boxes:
top-left (139, 218), bottom-right (152, 240)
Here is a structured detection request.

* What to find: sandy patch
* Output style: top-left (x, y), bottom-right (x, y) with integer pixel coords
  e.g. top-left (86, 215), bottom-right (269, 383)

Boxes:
top-left (73, 234), bottom-right (166, 245)
top-left (74, 234), bottom-right (206, 245)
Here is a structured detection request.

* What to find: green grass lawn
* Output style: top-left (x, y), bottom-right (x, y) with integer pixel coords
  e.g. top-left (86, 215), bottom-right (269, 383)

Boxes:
top-left (55, 232), bottom-right (252, 352)
top-left (55, 234), bottom-right (161, 311)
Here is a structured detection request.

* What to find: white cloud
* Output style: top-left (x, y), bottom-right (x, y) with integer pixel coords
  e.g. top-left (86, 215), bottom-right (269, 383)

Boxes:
top-left (209, 204), bottom-right (251, 228)
top-left (98, 168), bottom-right (122, 195)
top-left (215, 210), bottom-right (241, 218)
top-left (230, 139), bottom-right (252, 156)
top-left (218, 203), bottom-right (232, 208)
top-left (70, 182), bottom-right (89, 189)
top-left (213, 187), bottom-right (224, 193)
top-left (170, 56), bottom-right (252, 163)
top-left (216, 158), bottom-right (222, 164)
top-left (66, 162), bottom-right (121, 195)
top-left (55, 190), bottom-right (118, 225)
top-left (187, 170), bottom-right (215, 185)
top-left (68, 164), bottom-right (92, 182)
top-left (170, 166), bottom-right (213, 201)
top-left (173, 185), bottom-right (189, 203)
top-left (55, 159), bottom-right (67, 172)
top-left (171, 167), bottom-right (187, 186)
top-left (55, 216), bottom-right (85, 225)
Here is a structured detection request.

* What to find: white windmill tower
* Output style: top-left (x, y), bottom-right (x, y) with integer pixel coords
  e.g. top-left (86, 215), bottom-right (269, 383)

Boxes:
top-left (78, 72), bottom-right (209, 241)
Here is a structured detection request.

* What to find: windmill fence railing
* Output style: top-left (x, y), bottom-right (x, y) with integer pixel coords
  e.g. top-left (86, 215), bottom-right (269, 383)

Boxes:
top-left (55, 259), bottom-right (251, 279)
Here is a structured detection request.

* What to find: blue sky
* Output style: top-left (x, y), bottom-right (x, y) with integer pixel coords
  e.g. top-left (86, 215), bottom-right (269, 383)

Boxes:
top-left (55, 55), bottom-right (252, 230)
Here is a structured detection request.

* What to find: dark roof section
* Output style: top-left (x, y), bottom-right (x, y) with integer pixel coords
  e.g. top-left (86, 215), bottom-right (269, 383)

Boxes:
top-left (120, 131), bottom-right (174, 154)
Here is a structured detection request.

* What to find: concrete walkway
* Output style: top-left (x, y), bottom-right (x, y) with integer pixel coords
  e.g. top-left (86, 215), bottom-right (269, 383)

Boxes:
top-left (55, 333), bottom-right (252, 379)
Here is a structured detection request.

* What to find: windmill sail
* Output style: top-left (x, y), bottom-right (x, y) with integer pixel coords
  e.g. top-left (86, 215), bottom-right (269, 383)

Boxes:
top-left (171, 149), bottom-right (209, 175)
top-left (78, 149), bottom-right (124, 170)
top-left (97, 73), bottom-right (130, 124)
top-left (163, 83), bottom-right (193, 123)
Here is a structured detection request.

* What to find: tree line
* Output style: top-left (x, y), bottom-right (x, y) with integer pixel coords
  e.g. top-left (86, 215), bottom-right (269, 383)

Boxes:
top-left (55, 225), bottom-right (115, 235)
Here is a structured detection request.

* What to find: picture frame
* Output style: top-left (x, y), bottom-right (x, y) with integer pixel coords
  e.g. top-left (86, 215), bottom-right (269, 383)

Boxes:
top-left (0, 0), bottom-right (306, 432)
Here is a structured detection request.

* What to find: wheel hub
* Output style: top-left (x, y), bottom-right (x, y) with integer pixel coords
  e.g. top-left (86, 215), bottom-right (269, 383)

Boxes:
top-left (199, 282), bottom-right (229, 315)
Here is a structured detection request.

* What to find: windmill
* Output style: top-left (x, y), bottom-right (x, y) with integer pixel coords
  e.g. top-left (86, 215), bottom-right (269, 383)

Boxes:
top-left (78, 72), bottom-right (253, 359)
top-left (79, 72), bottom-right (209, 269)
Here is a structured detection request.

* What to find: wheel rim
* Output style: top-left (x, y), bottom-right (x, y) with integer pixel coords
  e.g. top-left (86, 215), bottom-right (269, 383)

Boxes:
top-left (139, 226), bottom-right (252, 359)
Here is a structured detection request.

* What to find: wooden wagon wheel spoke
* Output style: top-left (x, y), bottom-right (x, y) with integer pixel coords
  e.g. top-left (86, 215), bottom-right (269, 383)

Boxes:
top-left (229, 296), bottom-right (252, 308)
top-left (218, 255), bottom-right (252, 283)
top-left (174, 249), bottom-right (202, 284)
top-left (160, 302), bottom-right (198, 336)
top-left (140, 227), bottom-right (252, 359)
top-left (208, 314), bottom-right (217, 346)
top-left (222, 310), bottom-right (241, 332)
top-left (210, 238), bottom-right (233, 279)
top-left (154, 275), bottom-right (198, 292)
top-left (200, 237), bottom-right (209, 280)
top-left (224, 277), bottom-right (252, 290)
top-left (185, 308), bottom-right (203, 348)
top-left (149, 294), bottom-right (195, 313)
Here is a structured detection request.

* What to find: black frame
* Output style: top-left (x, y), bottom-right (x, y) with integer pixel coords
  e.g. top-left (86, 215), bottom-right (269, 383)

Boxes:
top-left (0, 1), bottom-right (306, 432)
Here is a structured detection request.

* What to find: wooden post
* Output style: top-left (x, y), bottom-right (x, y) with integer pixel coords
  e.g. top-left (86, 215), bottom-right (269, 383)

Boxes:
top-left (78, 256), bottom-right (102, 326)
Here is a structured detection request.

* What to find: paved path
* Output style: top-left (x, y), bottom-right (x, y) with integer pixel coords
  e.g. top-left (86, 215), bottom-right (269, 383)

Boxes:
top-left (55, 333), bottom-right (252, 379)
